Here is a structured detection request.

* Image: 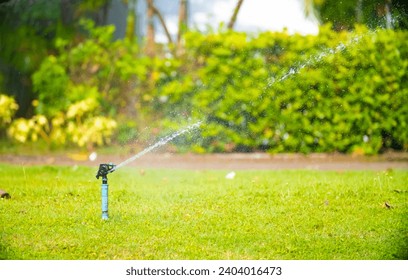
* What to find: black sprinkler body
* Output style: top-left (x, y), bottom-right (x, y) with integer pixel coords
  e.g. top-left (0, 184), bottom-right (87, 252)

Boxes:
top-left (96, 163), bottom-right (116, 179)
top-left (96, 163), bottom-right (116, 220)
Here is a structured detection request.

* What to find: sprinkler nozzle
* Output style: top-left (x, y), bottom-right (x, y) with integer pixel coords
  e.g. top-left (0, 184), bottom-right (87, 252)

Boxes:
top-left (96, 163), bottom-right (116, 179)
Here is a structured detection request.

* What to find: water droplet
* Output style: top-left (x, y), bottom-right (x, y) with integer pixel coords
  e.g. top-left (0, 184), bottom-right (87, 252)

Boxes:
top-left (225, 171), bottom-right (236, 179)
top-left (89, 152), bottom-right (97, 161)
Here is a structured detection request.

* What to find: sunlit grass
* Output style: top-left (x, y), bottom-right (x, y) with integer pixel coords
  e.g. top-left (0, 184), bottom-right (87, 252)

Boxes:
top-left (0, 164), bottom-right (407, 259)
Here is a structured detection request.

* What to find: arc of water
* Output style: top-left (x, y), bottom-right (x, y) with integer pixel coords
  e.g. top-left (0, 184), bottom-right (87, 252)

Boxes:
top-left (265, 33), bottom-right (364, 90)
top-left (111, 32), bottom-right (372, 171)
top-left (113, 121), bottom-right (202, 171)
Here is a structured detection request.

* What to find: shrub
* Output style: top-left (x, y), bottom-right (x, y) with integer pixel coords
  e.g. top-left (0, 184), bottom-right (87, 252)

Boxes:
top-left (10, 21), bottom-right (407, 154)
top-left (0, 94), bottom-right (18, 128)
top-left (156, 26), bottom-right (407, 154)
top-left (32, 55), bottom-right (70, 117)
top-left (8, 97), bottom-right (117, 148)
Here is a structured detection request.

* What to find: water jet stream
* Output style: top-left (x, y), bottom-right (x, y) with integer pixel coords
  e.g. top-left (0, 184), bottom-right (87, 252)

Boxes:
top-left (108, 32), bottom-right (373, 170)
top-left (264, 33), bottom-right (365, 90)
top-left (113, 121), bottom-right (202, 171)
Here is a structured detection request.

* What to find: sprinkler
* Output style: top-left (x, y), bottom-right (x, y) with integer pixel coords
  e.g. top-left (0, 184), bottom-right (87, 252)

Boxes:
top-left (93, 121), bottom-right (202, 220)
top-left (96, 163), bottom-right (116, 220)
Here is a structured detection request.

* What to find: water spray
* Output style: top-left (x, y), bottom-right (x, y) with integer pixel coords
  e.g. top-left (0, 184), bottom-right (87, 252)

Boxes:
top-left (94, 121), bottom-right (202, 220)
top-left (96, 163), bottom-right (116, 220)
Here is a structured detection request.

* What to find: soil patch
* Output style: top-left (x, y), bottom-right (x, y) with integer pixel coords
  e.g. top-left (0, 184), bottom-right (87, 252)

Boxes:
top-left (1, 152), bottom-right (407, 171)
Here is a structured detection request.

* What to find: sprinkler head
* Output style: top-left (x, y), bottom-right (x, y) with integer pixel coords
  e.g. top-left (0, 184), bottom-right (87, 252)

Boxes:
top-left (96, 163), bottom-right (116, 179)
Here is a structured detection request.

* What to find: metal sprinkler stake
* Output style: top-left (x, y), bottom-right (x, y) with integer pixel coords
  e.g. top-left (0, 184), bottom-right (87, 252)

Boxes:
top-left (96, 163), bottom-right (116, 220)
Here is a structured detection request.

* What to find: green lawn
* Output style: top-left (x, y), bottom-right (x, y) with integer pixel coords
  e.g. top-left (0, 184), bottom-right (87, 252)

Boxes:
top-left (0, 163), bottom-right (407, 260)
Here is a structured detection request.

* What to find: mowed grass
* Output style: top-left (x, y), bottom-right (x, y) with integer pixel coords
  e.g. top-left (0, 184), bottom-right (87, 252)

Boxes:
top-left (0, 163), bottom-right (407, 260)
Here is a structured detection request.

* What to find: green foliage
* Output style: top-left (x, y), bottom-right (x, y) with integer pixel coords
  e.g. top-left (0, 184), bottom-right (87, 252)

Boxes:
top-left (32, 19), bottom-right (150, 118)
top-left (32, 56), bottom-right (70, 117)
top-left (115, 120), bottom-right (139, 145)
top-left (0, 0), bottom-right (62, 107)
top-left (155, 26), bottom-right (408, 154)
top-left (0, 94), bottom-right (18, 127)
top-left (8, 97), bottom-right (117, 148)
top-left (3, 18), bottom-right (407, 154)
top-left (310, 0), bottom-right (408, 30)
top-left (0, 26), bottom-right (49, 74)
top-left (7, 115), bottom-right (50, 144)
top-left (66, 98), bottom-right (117, 147)
top-left (20, 20), bottom-right (153, 148)
top-left (1, 165), bottom-right (407, 259)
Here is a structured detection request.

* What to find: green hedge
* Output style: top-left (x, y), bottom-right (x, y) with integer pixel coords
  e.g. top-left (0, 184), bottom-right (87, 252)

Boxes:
top-left (157, 25), bottom-right (408, 154)
top-left (7, 23), bottom-right (408, 154)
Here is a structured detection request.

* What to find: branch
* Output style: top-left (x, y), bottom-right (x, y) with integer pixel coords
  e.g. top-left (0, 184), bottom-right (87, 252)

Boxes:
top-left (177, 0), bottom-right (187, 45)
top-left (152, 5), bottom-right (173, 45)
top-left (227, 0), bottom-right (244, 30)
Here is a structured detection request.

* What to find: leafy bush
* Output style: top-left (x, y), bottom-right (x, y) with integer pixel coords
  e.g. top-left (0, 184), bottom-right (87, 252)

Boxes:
top-left (7, 115), bottom-right (49, 143)
top-left (66, 98), bottom-right (117, 147)
top-left (0, 94), bottom-right (18, 128)
top-left (32, 55), bottom-right (70, 117)
top-left (6, 21), bottom-right (407, 154)
top-left (11, 20), bottom-right (150, 148)
top-left (156, 25), bottom-right (407, 154)
top-left (8, 97), bottom-right (117, 148)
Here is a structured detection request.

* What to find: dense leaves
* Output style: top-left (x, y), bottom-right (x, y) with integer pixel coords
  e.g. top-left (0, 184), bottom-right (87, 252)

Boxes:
top-left (2, 22), bottom-right (408, 153)
top-left (310, 0), bottom-right (408, 30)
top-left (160, 26), bottom-right (408, 154)
top-left (0, 94), bottom-right (18, 128)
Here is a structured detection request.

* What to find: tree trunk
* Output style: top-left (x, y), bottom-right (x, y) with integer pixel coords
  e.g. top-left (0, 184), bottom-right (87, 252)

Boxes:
top-left (303, 0), bottom-right (313, 17)
top-left (60, 0), bottom-right (74, 25)
top-left (126, 0), bottom-right (137, 41)
top-left (177, 0), bottom-right (188, 54)
top-left (385, 0), bottom-right (393, 29)
top-left (355, 0), bottom-right (363, 23)
top-left (227, 0), bottom-right (244, 30)
top-left (152, 5), bottom-right (173, 45)
top-left (146, 0), bottom-right (156, 57)
top-left (101, 0), bottom-right (110, 25)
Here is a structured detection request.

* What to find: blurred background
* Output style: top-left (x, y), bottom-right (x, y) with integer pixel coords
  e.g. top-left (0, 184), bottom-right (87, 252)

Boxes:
top-left (0, 0), bottom-right (407, 155)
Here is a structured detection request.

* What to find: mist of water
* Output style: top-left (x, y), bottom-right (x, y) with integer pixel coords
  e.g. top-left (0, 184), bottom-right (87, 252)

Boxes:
top-left (265, 33), bottom-right (364, 89)
top-left (111, 31), bottom-right (372, 170)
top-left (113, 121), bottom-right (202, 171)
